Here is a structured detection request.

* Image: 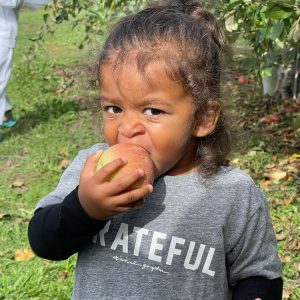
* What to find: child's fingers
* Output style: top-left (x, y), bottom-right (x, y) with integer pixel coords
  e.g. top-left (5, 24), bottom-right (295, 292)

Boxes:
top-left (105, 168), bottom-right (145, 195)
top-left (95, 157), bottom-right (128, 182)
top-left (82, 151), bottom-right (103, 175)
top-left (116, 199), bottom-right (145, 213)
top-left (114, 184), bottom-right (153, 211)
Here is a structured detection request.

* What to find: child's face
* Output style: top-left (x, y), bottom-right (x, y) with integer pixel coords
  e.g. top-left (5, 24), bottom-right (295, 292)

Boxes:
top-left (99, 60), bottom-right (206, 177)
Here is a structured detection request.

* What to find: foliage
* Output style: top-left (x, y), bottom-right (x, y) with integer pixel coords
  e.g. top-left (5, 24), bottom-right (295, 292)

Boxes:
top-left (33, 0), bottom-right (145, 50)
top-left (217, 0), bottom-right (300, 78)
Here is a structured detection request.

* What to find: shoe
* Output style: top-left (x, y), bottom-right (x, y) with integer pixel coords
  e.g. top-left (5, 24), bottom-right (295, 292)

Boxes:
top-left (0, 110), bottom-right (17, 129)
top-left (0, 118), bottom-right (17, 129)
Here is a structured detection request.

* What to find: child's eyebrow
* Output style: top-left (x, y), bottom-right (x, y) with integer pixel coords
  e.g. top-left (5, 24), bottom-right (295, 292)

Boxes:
top-left (136, 98), bottom-right (173, 107)
top-left (100, 96), bottom-right (172, 107)
top-left (99, 96), bottom-right (116, 102)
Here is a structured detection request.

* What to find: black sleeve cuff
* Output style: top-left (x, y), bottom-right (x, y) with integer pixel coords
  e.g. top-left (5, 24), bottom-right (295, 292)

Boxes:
top-left (59, 186), bottom-right (107, 237)
top-left (28, 187), bottom-right (107, 260)
top-left (232, 276), bottom-right (283, 300)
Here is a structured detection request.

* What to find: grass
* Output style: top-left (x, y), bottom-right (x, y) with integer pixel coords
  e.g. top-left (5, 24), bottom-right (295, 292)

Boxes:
top-left (0, 7), bottom-right (299, 300)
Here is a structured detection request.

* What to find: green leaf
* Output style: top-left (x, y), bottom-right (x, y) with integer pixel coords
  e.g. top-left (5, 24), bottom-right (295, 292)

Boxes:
top-left (265, 7), bottom-right (293, 19)
top-left (241, 56), bottom-right (257, 71)
top-left (269, 21), bottom-right (285, 40)
top-left (268, 0), bottom-right (295, 9)
top-left (225, 13), bottom-right (238, 32)
top-left (289, 18), bottom-right (300, 42)
top-left (260, 67), bottom-right (274, 77)
top-left (292, 117), bottom-right (300, 130)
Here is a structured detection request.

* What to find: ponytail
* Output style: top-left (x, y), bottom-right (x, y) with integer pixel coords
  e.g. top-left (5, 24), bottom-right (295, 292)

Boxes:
top-left (160, 0), bottom-right (225, 50)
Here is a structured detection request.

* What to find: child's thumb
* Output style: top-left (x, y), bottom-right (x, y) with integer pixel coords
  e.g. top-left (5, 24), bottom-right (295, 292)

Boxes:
top-left (83, 150), bottom-right (103, 174)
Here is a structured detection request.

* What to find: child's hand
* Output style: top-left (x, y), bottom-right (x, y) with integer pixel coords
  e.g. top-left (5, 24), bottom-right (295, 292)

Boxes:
top-left (78, 151), bottom-right (153, 221)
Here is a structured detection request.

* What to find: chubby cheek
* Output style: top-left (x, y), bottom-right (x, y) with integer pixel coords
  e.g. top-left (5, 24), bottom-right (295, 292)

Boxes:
top-left (151, 132), bottom-right (190, 174)
top-left (103, 122), bottom-right (118, 146)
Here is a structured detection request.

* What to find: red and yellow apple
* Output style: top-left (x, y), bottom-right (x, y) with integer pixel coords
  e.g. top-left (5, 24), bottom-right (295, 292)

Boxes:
top-left (96, 143), bottom-right (154, 190)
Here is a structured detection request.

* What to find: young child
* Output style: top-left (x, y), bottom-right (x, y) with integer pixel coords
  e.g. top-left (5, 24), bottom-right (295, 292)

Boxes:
top-left (28, 1), bottom-right (283, 299)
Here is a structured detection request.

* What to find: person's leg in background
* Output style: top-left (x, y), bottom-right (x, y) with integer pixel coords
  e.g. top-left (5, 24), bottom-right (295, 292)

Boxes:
top-left (0, 45), bottom-right (16, 130)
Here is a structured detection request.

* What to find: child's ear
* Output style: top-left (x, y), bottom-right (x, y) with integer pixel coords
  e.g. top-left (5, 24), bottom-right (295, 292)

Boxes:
top-left (192, 101), bottom-right (220, 138)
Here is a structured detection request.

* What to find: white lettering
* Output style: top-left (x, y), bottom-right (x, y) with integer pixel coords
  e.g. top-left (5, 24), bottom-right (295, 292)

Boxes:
top-left (111, 223), bottom-right (129, 253)
top-left (97, 220), bottom-right (111, 246)
top-left (166, 236), bottom-right (185, 265)
top-left (202, 247), bottom-right (215, 277)
top-left (133, 226), bottom-right (149, 256)
top-left (184, 242), bottom-right (205, 271)
top-left (148, 231), bottom-right (167, 263)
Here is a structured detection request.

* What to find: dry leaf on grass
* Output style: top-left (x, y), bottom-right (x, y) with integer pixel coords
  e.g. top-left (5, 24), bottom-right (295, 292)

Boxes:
top-left (59, 148), bottom-right (70, 157)
top-left (282, 288), bottom-right (292, 299)
top-left (276, 231), bottom-right (289, 241)
top-left (59, 159), bottom-right (71, 169)
top-left (14, 249), bottom-right (35, 261)
top-left (0, 212), bottom-right (11, 220)
top-left (259, 180), bottom-right (273, 188)
top-left (266, 169), bottom-right (288, 181)
top-left (277, 199), bottom-right (293, 206)
top-left (289, 153), bottom-right (300, 159)
top-left (59, 271), bottom-right (70, 280)
top-left (12, 179), bottom-right (24, 188)
top-left (4, 159), bottom-right (13, 168)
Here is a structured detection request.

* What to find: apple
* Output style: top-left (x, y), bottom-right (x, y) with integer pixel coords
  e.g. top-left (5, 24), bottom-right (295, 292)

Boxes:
top-left (96, 143), bottom-right (154, 190)
top-left (260, 115), bottom-right (272, 124)
top-left (238, 75), bottom-right (249, 84)
top-left (270, 113), bottom-right (282, 122)
top-left (284, 106), bottom-right (295, 113)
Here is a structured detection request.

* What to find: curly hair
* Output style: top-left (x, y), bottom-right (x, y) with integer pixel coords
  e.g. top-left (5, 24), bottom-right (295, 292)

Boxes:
top-left (96, 0), bottom-right (231, 177)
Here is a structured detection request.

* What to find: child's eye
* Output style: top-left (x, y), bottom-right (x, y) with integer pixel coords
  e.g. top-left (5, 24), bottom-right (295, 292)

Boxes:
top-left (144, 108), bottom-right (163, 116)
top-left (104, 106), bottom-right (122, 114)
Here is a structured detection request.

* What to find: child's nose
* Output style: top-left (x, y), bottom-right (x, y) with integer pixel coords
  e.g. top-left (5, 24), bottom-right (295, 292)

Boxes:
top-left (118, 116), bottom-right (145, 138)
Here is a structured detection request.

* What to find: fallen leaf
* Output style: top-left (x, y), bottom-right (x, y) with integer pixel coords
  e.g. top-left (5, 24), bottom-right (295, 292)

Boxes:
top-left (4, 160), bottom-right (13, 168)
top-left (289, 153), bottom-right (300, 159)
top-left (14, 249), bottom-right (35, 261)
top-left (59, 148), bottom-right (70, 157)
top-left (59, 159), bottom-right (71, 169)
top-left (278, 158), bottom-right (289, 166)
top-left (276, 231), bottom-right (289, 241)
top-left (295, 262), bottom-right (300, 272)
top-left (277, 199), bottom-right (293, 205)
top-left (268, 170), bottom-right (288, 181)
top-left (12, 179), bottom-right (24, 188)
top-left (0, 212), bottom-right (11, 220)
top-left (59, 271), bottom-right (69, 280)
top-left (56, 87), bottom-right (65, 94)
top-left (282, 288), bottom-right (292, 299)
top-left (259, 180), bottom-right (273, 188)
top-left (232, 158), bottom-right (239, 164)
top-left (265, 163), bottom-right (276, 169)
top-left (22, 147), bottom-right (29, 155)
top-left (287, 165), bottom-right (299, 173)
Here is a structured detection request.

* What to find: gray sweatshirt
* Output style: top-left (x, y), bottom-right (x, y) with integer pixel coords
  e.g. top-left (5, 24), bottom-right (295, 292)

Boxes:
top-left (36, 143), bottom-right (282, 300)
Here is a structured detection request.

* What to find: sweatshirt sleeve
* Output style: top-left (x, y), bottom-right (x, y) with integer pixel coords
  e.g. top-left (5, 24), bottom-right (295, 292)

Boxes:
top-left (225, 181), bottom-right (282, 286)
top-left (35, 144), bottom-right (104, 211)
top-left (28, 144), bottom-right (107, 260)
top-left (28, 187), bottom-right (107, 260)
top-left (0, 0), bottom-right (23, 7)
